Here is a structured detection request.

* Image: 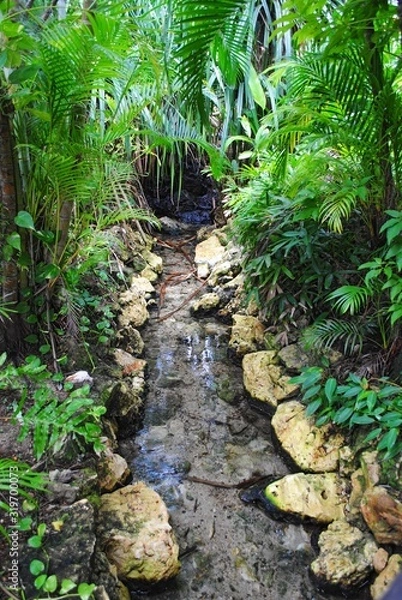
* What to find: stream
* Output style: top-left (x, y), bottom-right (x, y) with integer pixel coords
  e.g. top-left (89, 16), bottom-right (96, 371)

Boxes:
top-left (119, 234), bottom-right (360, 600)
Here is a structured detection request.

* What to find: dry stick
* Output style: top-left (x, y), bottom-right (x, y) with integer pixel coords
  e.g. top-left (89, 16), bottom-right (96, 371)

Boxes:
top-left (157, 270), bottom-right (196, 316)
top-left (185, 473), bottom-right (269, 490)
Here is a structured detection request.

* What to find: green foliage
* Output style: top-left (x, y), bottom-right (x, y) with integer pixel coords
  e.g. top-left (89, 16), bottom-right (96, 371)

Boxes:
top-left (0, 458), bottom-right (46, 540)
top-left (0, 353), bottom-right (105, 460)
top-left (291, 367), bottom-right (402, 459)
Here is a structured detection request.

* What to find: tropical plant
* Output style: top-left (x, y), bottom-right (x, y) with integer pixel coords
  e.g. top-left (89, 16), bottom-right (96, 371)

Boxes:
top-left (291, 366), bottom-right (402, 460)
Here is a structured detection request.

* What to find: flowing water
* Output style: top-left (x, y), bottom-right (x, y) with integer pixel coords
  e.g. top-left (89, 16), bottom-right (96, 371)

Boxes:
top-left (119, 236), bottom-right (363, 600)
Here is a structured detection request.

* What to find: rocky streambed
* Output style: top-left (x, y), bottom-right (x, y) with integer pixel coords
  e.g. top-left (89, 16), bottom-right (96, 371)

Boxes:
top-left (9, 221), bottom-right (402, 600)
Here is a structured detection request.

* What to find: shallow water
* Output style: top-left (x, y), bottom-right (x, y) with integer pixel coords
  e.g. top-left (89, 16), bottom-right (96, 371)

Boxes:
top-left (120, 238), bottom-right (367, 600)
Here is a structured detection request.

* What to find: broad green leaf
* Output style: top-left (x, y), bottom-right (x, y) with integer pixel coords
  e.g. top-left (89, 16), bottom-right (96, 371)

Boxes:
top-left (78, 582), bottom-right (96, 600)
top-left (6, 232), bottom-right (21, 251)
top-left (324, 378), bottom-right (337, 403)
top-left (34, 574), bottom-right (47, 590)
top-left (248, 64), bottom-right (266, 110)
top-left (30, 559), bottom-right (45, 576)
top-left (333, 406), bottom-right (354, 425)
top-left (15, 211), bottom-right (35, 230)
top-left (43, 574), bottom-right (58, 593)
top-left (60, 579), bottom-right (77, 594)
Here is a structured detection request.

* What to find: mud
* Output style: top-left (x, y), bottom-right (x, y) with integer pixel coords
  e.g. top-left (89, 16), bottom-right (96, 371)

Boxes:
top-left (119, 235), bottom-right (365, 600)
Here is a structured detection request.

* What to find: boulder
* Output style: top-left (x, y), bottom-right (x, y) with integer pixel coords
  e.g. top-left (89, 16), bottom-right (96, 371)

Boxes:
top-left (194, 234), bottom-right (226, 279)
top-left (129, 275), bottom-right (156, 296)
top-left (115, 326), bottom-right (144, 356)
top-left (264, 473), bottom-right (347, 523)
top-left (242, 351), bottom-right (298, 411)
top-left (371, 554), bottom-right (402, 600)
top-left (277, 343), bottom-right (310, 372)
top-left (104, 379), bottom-right (145, 437)
top-left (361, 485), bottom-right (402, 545)
top-left (118, 288), bottom-right (149, 329)
top-left (97, 483), bottom-right (180, 584)
top-left (97, 449), bottom-right (131, 492)
top-left (141, 249), bottom-right (163, 274)
top-left (310, 520), bottom-right (378, 589)
top-left (190, 292), bottom-right (221, 315)
top-left (271, 400), bottom-right (345, 472)
top-left (228, 315), bottom-right (265, 357)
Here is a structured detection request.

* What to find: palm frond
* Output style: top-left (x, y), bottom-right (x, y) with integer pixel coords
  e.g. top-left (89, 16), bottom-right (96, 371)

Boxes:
top-left (302, 318), bottom-right (373, 355)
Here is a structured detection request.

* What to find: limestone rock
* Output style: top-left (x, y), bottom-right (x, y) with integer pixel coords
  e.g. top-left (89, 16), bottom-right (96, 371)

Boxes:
top-left (118, 288), bottom-right (149, 328)
top-left (98, 483), bottom-right (180, 584)
top-left (104, 379), bottom-right (145, 437)
top-left (115, 326), bottom-right (144, 356)
top-left (361, 485), bottom-right (402, 545)
top-left (142, 248), bottom-right (163, 274)
top-left (277, 343), bottom-right (310, 372)
top-left (190, 292), bottom-right (221, 315)
top-left (129, 275), bottom-right (156, 296)
top-left (271, 400), bottom-right (345, 472)
top-left (264, 473), bottom-right (347, 523)
top-left (194, 235), bottom-right (226, 279)
top-left (98, 449), bottom-right (131, 492)
top-left (242, 351), bottom-right (298, 411)
top-left (113, 349), bottom-right (147, 377)
top-left (310, 520), bottom-right (378, 589)
top-left (228, 315), bottom-right (265, 357)
top-left (371, 554), bottom-right (402, 600)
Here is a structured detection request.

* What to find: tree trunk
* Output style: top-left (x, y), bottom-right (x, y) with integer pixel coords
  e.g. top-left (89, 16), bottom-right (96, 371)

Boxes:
top-left (0, 86), bottom-right (22, 352)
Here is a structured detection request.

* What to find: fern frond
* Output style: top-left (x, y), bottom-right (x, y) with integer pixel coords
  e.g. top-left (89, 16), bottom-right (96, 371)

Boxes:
top-left (302, 318), bottom-right (373, 355)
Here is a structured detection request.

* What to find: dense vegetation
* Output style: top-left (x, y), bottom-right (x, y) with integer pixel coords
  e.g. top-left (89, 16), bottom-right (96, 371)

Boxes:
top-left (2, 0), bottom-right (402, 596)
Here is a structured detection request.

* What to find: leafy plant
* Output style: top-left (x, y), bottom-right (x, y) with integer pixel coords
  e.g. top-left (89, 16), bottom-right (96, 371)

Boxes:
top-left (0, 353), bottom-right (105, 460)
top-left (0, 458), bottom-right (46, 540)
top-left (291, 367), bottom-right (402, 459)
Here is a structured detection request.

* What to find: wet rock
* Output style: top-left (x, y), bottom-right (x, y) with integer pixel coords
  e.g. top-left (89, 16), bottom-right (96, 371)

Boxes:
top-left (97, 449), bottom-right (131, 492)
top-left (97, 482), bottom-right (180, 584)
top-left (118, 288), bottom-right (149, 328)
top-left (310, 520), bottom-right (378, 590)
top-left (277, 343), bottom-right (310, 372)
top-left (190, 292), bottom-right (221, 315)
top-left (361, 485), bottom-right (402, 545)
top-left (271, 400), bottom-right (345, 472)
top-left (242, 351), bottom-right (298, 411)
top-left (194, 234), bottom-right (226, 279)
top-left (371, 554), bottom-right (402, 600)
top-left (264, 473), bottom-right (347, 523)
top-left (228, 315), bottom-right (265, 357)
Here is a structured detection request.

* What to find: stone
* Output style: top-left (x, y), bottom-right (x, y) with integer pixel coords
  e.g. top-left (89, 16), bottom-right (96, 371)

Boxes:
top-left (228, 315), bottom-right (265, 357)
top-left (371, 554), bottom-right (402, 600)
top-left (271, 400), bottom-right (345, 472)
top-left (264, 473), bottom-right (347, 523)
top-left (98, 449), bottom-right (131, 492)
top-left (277, 343), bottom-right (310, 372)
top-left (129, 275), bottom-right (156, 295)
top-left (47, 499), bottom-right (96, 584)
top-left (310, 520), bottom-right (378, 589)
top-left (104, 379), bottom-right (145, 437)
top-left (113, 349), bottom-right (147, 377)
top-left (361, 485), bottom-right (402, 545)
top-left (97, 482), bottom-right (180, 584)
top-left (115, 326), bottom-right (144, 356)
top-left (242, 351), bottom-right (298, 411)
top-left (142, 248), bottom-right (163, 274)
top-left (194, 235), bottom-right (226, 278)
top-left (190, 292), bottom-right (221, 315)
top-left (373, 548), bottom-right (390, 574)
top-left (118, 288), bottom-right (149, 328)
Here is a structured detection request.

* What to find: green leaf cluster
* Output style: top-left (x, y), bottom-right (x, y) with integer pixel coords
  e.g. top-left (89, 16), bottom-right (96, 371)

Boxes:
top-left (291, 367), bottom-right (402, 459)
